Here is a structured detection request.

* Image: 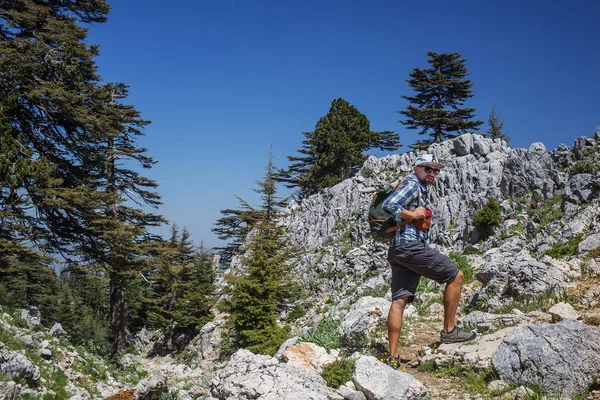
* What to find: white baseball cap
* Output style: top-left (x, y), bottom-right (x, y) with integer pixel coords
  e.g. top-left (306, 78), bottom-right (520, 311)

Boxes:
top-left (414, 154), bottom-right (445, 169)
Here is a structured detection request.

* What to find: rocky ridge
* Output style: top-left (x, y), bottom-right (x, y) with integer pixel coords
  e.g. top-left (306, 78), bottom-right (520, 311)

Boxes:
top-left (1, 132), bottom-right (600, 399)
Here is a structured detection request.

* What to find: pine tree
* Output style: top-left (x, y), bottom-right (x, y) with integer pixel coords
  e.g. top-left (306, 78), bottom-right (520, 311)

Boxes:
top-left (399, 52), bottom-right (484, 149)
top-left (221, 150), bottom-right (300, 356)
top-left (212, 202), bottom-right (259, 263)
top-left (486, 105), bottom-right (511, 143)
top-left (1, 2), bottom-right (165, 353)
top-left (279, 98), bottom-right (400, 198)
top-left (144, 226), bottom-right (216, 351)
top-left (213, 146), bottom-right (286, 262)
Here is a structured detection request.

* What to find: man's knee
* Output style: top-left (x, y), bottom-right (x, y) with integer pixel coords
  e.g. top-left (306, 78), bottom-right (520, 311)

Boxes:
top-left (390, 297), bottom-right (409, 311)
top-left (448, 269), bottom-right (464, 284)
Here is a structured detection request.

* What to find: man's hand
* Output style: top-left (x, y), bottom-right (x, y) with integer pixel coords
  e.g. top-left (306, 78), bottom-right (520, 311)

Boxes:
top-left (400, 206), bottom-right (427, 220)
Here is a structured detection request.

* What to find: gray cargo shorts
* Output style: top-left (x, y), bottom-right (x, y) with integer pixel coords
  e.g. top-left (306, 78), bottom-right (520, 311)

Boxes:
top-left (388, 241), bottom-right (459, 301)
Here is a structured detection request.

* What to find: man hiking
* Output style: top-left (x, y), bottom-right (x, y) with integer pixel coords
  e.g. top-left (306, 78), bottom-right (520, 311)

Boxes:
top-left (383, 154), bottom-right (475, 367)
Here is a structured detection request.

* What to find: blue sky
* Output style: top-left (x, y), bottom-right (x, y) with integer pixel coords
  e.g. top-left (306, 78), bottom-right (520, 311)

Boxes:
top-left (86, 0), bottom-right (599, 248)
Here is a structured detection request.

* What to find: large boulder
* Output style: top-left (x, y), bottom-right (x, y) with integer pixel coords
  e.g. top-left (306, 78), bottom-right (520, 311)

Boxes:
top-left (0, 381), bottom-right (21, 400)
top-left (352, 355), bottom-right (428, 399)
top-left (20, 306), bottom-right (41, 327)
top-left (473, 245), bottom-right (578, 311)
top-left (492, 319), bottom-right (600, 398)
top-left (210, 349), bottom-right (343, 399)
top-left (339, 296), bottom-right (390, 346)
top-left (0, 350), bottom-right (40, 382)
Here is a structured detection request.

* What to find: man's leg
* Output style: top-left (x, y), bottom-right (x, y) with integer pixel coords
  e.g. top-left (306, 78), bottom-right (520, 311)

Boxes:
top-left (442, 270), bottom-right (464, 333)
top-left (388, 296), bottom-right (409, 358)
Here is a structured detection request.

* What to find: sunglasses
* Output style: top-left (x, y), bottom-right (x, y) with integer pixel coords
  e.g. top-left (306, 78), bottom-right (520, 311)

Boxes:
top-left (423, 166), bottom-right (441, 175)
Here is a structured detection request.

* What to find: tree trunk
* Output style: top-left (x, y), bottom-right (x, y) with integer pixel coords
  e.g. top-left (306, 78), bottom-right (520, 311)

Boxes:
top-left (109, 273), bottom-right (130, 353)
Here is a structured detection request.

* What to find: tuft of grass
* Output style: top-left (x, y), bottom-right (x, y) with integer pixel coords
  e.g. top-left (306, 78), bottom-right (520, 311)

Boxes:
top-left (417, 361), bottom-right (490, 395)
top-left (529, 194), bottom-right (563, 232)
top-left (448, 252), bottom-right (475, 284)
top-left (417, 359), bottom-right (436, 372)
top-left (545, 235), bottom-right (584, 259)
top-left (321, 358), bottom-right (355, 389)
top-left (496, 286), bottom-right (562, 314)
top-left (157, 391), bottom-right (180, 400)
top-left (299, 318), bottom-right (341, 351)
top-left (585, 247), bottom-right (600, 260)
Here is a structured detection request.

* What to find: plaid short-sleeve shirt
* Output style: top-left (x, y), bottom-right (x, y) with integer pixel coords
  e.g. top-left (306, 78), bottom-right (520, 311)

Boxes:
top-left (382, 173), bottom-right (428, 245)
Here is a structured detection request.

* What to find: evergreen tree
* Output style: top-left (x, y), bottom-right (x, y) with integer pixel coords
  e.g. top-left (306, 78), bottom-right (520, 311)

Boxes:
top-left (1, 2), bottom-right (164, 353)
top-left (0, 253), bottom-right (61, 324)
top-left (221, 151), bottom-right (300, 356)
top-left (212, 198), bottom-right (261, 263)
top-left (213, 146), bottom-right (286, 262)
top-left (486, 105), bottom-right (511, 143)
top-left (143, 226), bottom-right (216, 351)
top-left (399, 52), bottom-right (484, 149)
top-left (60, 266), bottom-right (111, 352)
top-left (279, 98), bottom-right (400, 198)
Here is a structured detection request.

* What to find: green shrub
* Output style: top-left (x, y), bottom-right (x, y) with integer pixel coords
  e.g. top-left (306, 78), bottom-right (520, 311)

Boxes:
top-left (299, 318), bottom-right (341, 351)
top-left (472, 198), bottom-right (502, 236)
top-left (321, 358), bottom-right (355, 389)
top-left (448, 252), bottom-right (475, 284)
top-left (529, 194), bottom-right (563, 231)
top-left (545, 235), bottom-right (584, 259)
top-left (360, 167), bottom-right (375, 178)
top-left (157, 391), bottom-right (180, 400)
top-left (570, 158), bottom-right (599, 175)
top-left (287, 304), bottom-right (307, 321)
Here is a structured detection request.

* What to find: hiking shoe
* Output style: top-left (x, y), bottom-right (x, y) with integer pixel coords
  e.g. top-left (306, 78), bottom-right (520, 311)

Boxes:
top-left (384, 355), bottom-right (408, 371)
top-left (440, 327), bottom-right (476, 344)
top-left (385, 354), bottom-right (401, 369)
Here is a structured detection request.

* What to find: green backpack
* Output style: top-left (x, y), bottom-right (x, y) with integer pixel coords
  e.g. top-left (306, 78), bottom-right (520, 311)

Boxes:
top-left (368, 181), bottom-right (411, 242)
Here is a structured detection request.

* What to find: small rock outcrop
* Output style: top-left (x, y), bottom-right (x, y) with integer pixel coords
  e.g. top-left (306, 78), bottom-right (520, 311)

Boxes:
top-left (492, 319), bottom-right (600, 397)
top-left (352, 355), bottom-right (429, 399)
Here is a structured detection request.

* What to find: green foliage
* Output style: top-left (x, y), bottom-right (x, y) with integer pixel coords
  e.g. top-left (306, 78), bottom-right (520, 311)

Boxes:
top-left (529, 194), bottom-right (563, 231)
top-left (280, 98), bottom-right (400, 197)
top-left (1, 0), bottom-right (167, 353)
top-left (418, 361), bottom-right (489, 395)
top-left (448, 253), bottom-right (475, 284)
top-left (472, 198), bottom-right (503, 236)
top-left (321, 358), bottom-right (356, 389)
top-left (495, 286), bottom-right (564, 314)
top-left (486, 105), bottom-right (511, 143)
top-left (585, 247), bottom-right (600, 260)
top-left (545, 235), bottom-right (584, 259)
top-left (143, 227), bottom-right (217, 351)
top-left (570, 159), bottom-right (599, 175)
top-left (399, 52), bottom-right (483, 149)
top-left (299, 318), bottom-right (341, 351)
top-left (360, 167), bottom-right (375, 178)
top-left (220, 152), bottom-right (300, 356)
top-left (47, 370), bottom-right (69, 400)
top-left (157, 391), bottom-right (180, 400)
top-left (287, 304), bottom-right (307, 321)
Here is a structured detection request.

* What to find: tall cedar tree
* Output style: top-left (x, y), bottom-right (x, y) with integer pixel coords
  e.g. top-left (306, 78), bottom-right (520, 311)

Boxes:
top-left (279, 98), bottom-right (400, 198)
top-left (143, 225), bottom-right (216, 352)
top-left (212, 197), bottom-right (262, 263)
top-left (486, 105), bottom-right (511, 143)
top-left (1, 2), bottom-right (164, 352)
top-left (221, 150), bottom-right (300, 356)
top-left (400, 52), bottom-right (483, 149)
